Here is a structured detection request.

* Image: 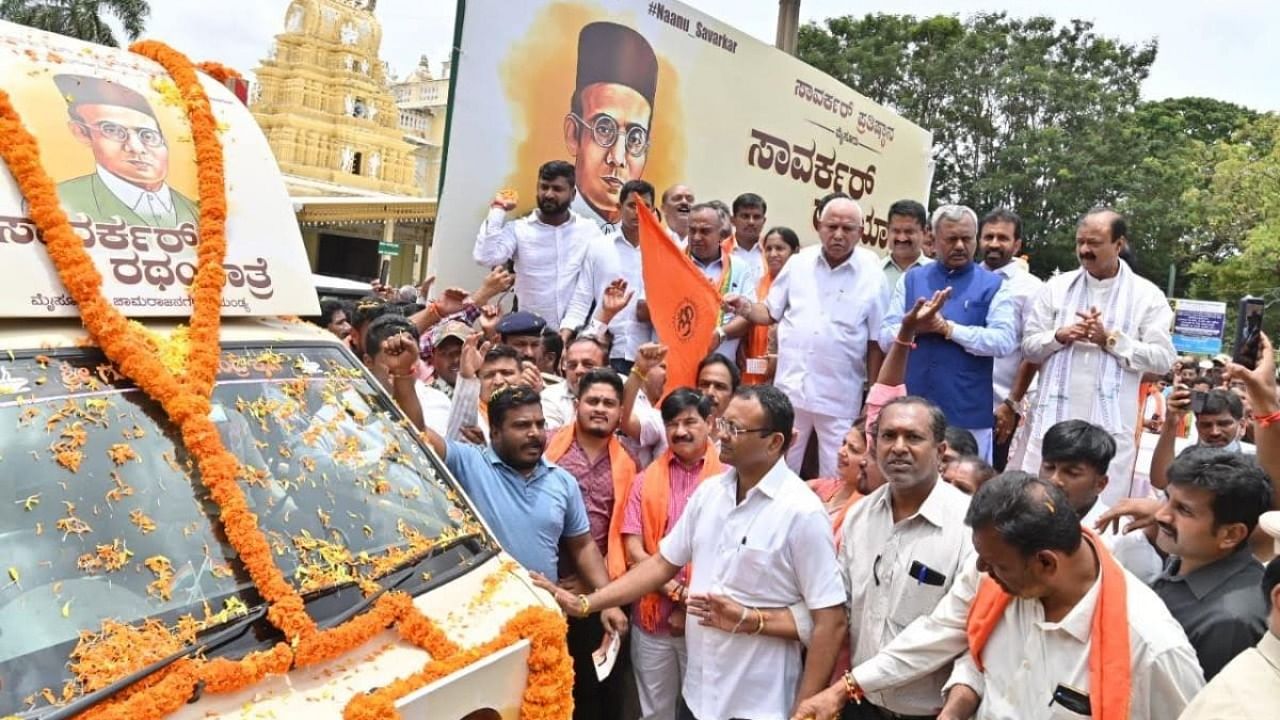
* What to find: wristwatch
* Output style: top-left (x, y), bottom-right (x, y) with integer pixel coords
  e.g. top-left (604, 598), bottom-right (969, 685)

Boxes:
top-left (1105, 331), bottom-right (1119, 350)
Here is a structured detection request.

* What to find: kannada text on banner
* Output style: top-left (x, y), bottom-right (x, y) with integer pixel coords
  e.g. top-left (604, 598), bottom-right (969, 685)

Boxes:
top-left (430, 0), bottom-right (934, 293)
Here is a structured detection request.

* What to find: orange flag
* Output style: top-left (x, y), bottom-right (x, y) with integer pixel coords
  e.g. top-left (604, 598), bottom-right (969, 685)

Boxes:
top-left (637, 197), bottom-right (720, 392)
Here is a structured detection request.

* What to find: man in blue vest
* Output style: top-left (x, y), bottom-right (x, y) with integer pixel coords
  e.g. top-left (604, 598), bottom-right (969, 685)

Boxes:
top-left (879, 204), bottom-right (1017, 461)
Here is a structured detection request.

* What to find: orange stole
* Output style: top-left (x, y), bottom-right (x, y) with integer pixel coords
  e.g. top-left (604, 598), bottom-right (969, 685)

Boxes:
top-left (741, 253), bottom-right (774, 385)
top-left (966, 528), bottom-right (1131, 720)
top-left (544, 426), bottom-right (636, 580)
top-left (636, 446), bottom-right (724, 633)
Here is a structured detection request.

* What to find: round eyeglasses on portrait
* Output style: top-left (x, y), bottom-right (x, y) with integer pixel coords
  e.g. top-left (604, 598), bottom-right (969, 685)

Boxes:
top-left (568, 112), bottom-right (650, 157)
top-left (76, 119), bottom-right (166, 148)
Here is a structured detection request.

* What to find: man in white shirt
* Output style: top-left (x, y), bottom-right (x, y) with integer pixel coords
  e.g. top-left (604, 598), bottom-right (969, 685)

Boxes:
top-left (794, 473), bottom-right (1205, 720)
top-left (729, 193), bottom-right (768, 271)
top-left (473, 160), bottom-right (606, 330)
top-left (562, 180), bottom-right (652, 368)
top-left (538, 386), bottom-right (847, 720)
top-left (838, 397), bottom-right (974, 718)
top-left (1019, 208), bottom-right (1176, 504)
top-left (979, 208), bottom-right (1045, 471)
top-left (416, 320), bottom-right (469, 436)
top-left (880, 199), bottom-right (934, 289)
top-left (725, 198), bottom-right (888, 478)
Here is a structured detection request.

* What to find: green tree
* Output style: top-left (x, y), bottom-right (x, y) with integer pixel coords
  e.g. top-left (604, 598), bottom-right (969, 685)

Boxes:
top-left (1185, 113), bottom-right (1280, 339)
top-left (0, 0), bottom-right (149, 48)
top-left (1118, 97), bottom-right (1257, 297)
top-left (799, 13), bottom-right (1158, 277)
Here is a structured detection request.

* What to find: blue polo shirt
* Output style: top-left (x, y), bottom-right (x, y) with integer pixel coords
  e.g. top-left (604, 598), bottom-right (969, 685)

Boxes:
top-left (444, 440), bottom-right (589, 581)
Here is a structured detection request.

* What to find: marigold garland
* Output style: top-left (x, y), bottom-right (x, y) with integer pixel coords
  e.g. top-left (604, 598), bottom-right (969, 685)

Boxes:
top-left (132, 41), bottom-right (228, 401)
top-left (195, 61), bottom-right (244, 85)
top-left (0, 39), bottom-right (573, 720)
top-left (342, 606), bottom-right (572, 720)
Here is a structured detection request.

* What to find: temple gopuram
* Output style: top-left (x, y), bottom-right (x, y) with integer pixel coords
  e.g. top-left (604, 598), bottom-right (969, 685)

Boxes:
top-left (252, 0), bottom-right (436, 287)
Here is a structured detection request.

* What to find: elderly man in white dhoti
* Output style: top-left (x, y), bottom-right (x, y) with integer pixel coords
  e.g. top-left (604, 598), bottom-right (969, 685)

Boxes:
top-left (1020, 208), bottom-right (1174, 505)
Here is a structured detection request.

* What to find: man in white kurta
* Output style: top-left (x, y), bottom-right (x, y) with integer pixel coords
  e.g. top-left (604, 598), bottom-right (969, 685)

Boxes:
top-left (1019, 209), bottom-right (1174, 504)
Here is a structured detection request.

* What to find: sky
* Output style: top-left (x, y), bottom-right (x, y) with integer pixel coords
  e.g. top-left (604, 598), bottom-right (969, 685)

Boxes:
top-left (143, 0), bottom-right (1277, 111)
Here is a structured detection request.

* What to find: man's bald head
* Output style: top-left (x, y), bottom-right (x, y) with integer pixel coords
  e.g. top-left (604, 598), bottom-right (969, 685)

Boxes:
top-left (661, 184), bottom-right (695, 237)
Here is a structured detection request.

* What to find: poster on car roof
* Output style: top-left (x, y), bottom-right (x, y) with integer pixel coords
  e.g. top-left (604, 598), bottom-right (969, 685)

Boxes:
top-left (429, 0), bottom-right (934, 291)
top-left (0, 21), bottom-right (318, 318)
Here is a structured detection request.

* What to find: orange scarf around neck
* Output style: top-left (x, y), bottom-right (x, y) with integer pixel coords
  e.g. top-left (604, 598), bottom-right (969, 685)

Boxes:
top-left (544, 425), bottom-right (637, 580)
top-left (742, 252), bottom-right (775, 385)
top-left (636, 445), bottom-right (724, 633)
top-left (966, 528), bottom-right (1131, 720)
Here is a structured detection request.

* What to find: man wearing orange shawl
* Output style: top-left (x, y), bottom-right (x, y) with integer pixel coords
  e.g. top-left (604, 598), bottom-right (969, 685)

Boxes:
top-left (617, 388), bottom-right (721, 720)
top-left (544, 367), bottom-right (639, 720)
top-left (792, 473), bottom-right (1204, 720)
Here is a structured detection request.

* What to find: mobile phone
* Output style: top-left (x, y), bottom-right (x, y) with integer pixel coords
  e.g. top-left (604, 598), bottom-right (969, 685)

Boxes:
top-left (378, 258), bottom-right (391, 287)
top-left (1233, 296), bottom-right (1264, 370)
top-left (1051, 684), bottom-right (1092, 715)
top-left (1190, 390), bottom-right (1207, 415)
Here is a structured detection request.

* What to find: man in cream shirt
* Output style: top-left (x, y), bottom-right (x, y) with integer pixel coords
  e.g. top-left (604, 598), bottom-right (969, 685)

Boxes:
top-left (1019, 208), bottom-right (1175, 503)
top-left (792, 473), bottom-right (1204, 720)
top-left (838, 397), bottom-right (973, 718)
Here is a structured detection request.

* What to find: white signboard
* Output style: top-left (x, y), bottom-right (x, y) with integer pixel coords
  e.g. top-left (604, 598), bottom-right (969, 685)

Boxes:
top-left (0, 21), bottom-right (318, 318)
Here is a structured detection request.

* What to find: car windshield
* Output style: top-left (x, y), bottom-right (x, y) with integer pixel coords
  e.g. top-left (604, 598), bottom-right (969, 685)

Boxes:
top-left (0, 343), bottom-right (495, 715)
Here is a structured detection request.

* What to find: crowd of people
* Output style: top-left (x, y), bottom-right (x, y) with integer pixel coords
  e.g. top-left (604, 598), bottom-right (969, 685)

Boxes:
top-left (310, 158), bottom-right (1280, 720)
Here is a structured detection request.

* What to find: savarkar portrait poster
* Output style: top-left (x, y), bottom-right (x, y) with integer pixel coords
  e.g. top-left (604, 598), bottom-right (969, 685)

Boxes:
top-left (431, 0), bottom-right (934, 290)
top-left (0, 22), bottom-right (315, 317)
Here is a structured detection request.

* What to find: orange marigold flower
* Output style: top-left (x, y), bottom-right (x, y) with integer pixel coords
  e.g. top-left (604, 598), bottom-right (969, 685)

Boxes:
top-left (107, 443), bottom-right (139, 465)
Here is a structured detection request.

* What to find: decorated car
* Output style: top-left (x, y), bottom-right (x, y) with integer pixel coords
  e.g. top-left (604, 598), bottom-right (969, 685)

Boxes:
top-left (0, 21), bottom-right (571, 720)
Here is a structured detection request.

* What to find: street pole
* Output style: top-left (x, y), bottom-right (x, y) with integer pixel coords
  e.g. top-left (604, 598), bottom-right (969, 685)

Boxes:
top-left (776, 0), bottom-right (801, 56)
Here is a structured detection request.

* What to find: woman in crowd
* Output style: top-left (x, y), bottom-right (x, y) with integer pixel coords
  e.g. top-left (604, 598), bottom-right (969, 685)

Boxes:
top-left (738, 226), bottom-right (800, 384)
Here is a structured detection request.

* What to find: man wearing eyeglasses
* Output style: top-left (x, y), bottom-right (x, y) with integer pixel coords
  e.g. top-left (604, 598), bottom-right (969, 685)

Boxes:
top-left (537, 385), bottom-right (847, 720)
top-left (53, 74), bottom-right (198, 229)
top-left (562, 22), bottom-right (658, 232)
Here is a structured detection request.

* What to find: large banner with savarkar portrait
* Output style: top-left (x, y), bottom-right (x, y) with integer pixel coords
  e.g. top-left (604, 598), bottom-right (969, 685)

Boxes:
top-left (431, 0), bottom-right (934, 290)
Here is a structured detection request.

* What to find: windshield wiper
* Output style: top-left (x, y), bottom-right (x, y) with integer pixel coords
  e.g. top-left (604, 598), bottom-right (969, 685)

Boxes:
top-left (28, 603), bottom-right (269, 720)
top-left (315, 531), bottom-right (481, 630)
